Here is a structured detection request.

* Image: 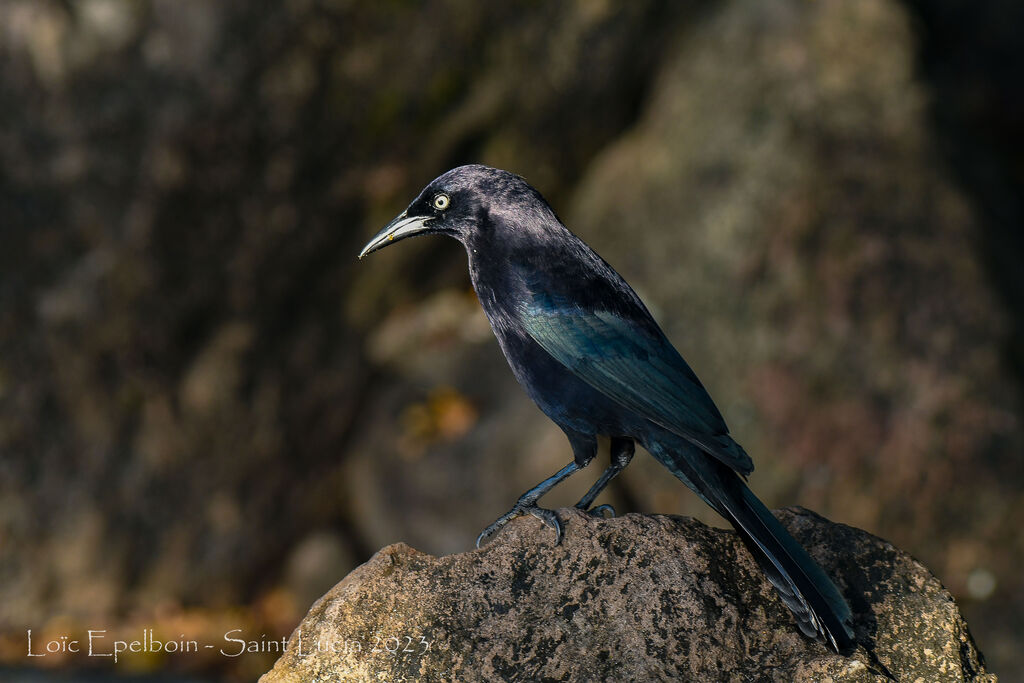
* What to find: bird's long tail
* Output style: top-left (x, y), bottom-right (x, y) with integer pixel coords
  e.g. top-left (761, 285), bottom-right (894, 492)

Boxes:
top-left (647, 440), bottom-right (855, 654)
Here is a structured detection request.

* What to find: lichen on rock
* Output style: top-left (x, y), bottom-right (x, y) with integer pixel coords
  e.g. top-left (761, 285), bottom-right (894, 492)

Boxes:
top-left (260, 508), bottom-right (994, 682)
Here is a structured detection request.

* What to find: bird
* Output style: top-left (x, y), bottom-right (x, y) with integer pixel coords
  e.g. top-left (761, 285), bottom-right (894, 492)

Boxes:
top-left (358, 164), bottom-right (855, 653)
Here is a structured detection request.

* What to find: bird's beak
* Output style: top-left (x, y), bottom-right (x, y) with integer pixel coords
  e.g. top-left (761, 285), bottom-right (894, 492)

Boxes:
top-left (358, 211), bottom-right (432, 259)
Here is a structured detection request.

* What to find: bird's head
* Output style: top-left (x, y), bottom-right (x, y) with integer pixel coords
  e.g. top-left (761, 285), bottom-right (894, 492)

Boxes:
top-left (358, 164), bottom-right (554, 258)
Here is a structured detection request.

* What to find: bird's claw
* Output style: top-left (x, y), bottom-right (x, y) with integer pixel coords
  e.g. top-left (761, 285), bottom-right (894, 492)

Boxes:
top-left (578, 502), bottom-right (616, 518)
top-left (476, 502), bottom-right (564, 549)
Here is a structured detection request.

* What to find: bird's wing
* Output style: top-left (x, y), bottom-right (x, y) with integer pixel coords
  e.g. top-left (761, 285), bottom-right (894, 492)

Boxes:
top-left (519, 303), bottom-right (753, 475)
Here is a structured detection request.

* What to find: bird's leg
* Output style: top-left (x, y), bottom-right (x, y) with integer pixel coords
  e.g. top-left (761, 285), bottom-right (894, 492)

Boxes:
top-left (475, 461), bottom-right (581, 548)
top-left (476, 431), bottom-right (597, 548)
top-left (574, 437), bottom-right (634, 517)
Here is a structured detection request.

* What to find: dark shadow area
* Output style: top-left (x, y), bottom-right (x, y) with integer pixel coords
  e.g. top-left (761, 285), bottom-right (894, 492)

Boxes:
top-left (901, 0), bottom-right (1024, 671)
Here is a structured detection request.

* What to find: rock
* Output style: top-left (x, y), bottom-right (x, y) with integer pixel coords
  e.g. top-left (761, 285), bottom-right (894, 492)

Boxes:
top-left (260, 508), bottom-right (993, 682)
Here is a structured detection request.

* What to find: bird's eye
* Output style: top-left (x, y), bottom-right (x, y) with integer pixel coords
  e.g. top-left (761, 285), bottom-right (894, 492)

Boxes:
top-left (432, 193), bottom-right (450, 211)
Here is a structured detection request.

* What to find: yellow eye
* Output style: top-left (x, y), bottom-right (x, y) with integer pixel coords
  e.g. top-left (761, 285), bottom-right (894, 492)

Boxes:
top-left (432, 193), bottom-right (450, 210)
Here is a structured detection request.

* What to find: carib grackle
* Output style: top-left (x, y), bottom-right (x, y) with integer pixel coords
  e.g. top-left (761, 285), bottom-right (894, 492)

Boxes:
top-left (359, 164), bottom-right (855, 653)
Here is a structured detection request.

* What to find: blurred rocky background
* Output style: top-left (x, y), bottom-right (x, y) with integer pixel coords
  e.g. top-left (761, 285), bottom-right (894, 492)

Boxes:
top-left (0, 0), bottom-right (1020, 680)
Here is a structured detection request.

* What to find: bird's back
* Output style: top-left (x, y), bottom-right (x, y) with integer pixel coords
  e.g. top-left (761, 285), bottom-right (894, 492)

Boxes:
top-left (463, 213), bottom-right (740, 464)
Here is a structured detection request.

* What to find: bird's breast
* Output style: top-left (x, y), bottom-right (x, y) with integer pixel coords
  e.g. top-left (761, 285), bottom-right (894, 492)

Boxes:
top-left (476, 304), bottom-right (634, 436)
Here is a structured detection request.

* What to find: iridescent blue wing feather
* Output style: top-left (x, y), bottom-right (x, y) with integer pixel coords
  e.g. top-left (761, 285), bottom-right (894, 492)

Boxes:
top-left (518, 302), bottom-right (753, 475)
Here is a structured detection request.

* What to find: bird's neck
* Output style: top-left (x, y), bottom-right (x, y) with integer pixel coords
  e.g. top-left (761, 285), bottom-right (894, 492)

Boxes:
top-left (464, 238), bottom-right (524, 321)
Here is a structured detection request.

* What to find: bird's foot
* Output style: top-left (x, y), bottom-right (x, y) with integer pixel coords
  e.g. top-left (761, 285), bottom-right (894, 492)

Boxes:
top-left (476, 502), bottom-right (563, 548)
top-left (576, 502), bottom-right (616, 518)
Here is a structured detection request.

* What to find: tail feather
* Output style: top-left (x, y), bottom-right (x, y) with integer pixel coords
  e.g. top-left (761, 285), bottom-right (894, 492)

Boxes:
top-left (722, 481), bottom-right (854, 653)
top-left (647, 439), bottom-right (855, 653)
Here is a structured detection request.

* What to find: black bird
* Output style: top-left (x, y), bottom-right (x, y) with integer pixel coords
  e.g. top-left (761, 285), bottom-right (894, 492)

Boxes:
top-left (359, 165), bottom-right (855, 653)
